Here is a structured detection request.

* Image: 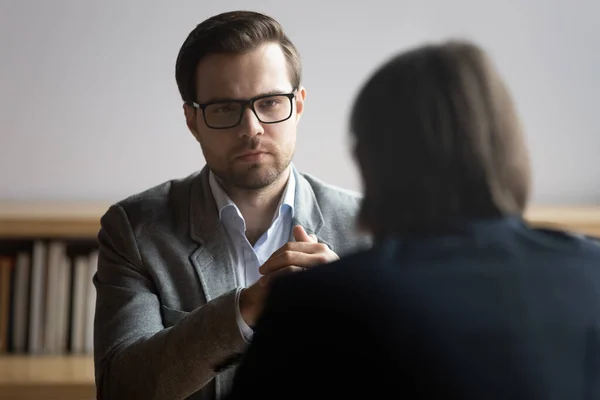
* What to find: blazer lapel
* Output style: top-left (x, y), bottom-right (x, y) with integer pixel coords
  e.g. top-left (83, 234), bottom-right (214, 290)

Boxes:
top-left (188, 167), bottom-right (239, 301)
top-left (291, 167), bottom-right (330, 247)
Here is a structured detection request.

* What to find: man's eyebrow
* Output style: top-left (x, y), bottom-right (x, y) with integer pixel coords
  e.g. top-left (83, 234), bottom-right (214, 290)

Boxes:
top-left (201, 89), bottom-right (293, 104)
top-left (254, 89), bottom-right (292, 98)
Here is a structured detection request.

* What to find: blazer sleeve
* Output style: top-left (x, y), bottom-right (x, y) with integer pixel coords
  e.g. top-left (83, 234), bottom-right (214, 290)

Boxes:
top-left (93, 204), bottom-right (248, 400)
top-left (225, 284), bottom-right (300, 399)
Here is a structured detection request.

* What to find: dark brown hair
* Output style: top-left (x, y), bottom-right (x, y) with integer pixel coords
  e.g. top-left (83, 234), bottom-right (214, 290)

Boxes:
top-left (175, 10), bottom-right (301, 104)
top-left (350, 40), bottom-right (531, 238)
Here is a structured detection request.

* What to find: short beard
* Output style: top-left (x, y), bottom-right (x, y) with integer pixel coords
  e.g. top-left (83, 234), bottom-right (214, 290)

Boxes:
top-left (214, 160), bottom-right (290, 191)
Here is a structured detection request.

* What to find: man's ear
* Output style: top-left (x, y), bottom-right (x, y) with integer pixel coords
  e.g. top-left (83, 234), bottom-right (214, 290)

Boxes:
top-left (183, 103), bottom-right (201, 142)
top-left (294, 86), bottom-right (306, 122)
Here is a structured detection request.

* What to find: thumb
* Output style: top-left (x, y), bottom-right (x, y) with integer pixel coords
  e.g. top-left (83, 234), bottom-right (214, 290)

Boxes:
top-left (293, 225), bottom-right (317, 243)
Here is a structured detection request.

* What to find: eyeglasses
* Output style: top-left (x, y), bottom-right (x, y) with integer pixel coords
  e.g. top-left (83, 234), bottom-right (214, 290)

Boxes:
top-left (190, 90), bottom-right (297, 130)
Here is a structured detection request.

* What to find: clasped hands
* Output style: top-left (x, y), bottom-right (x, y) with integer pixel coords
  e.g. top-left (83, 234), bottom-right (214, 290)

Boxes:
top-left (239, 225), bottom-right (339, 327)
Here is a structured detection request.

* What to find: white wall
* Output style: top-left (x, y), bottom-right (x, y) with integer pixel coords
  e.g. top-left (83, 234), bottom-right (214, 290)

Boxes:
top-left (1, 0), bottom-right (598, 204)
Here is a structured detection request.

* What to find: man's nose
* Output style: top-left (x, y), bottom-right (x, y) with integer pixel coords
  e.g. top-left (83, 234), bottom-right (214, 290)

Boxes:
top-left (238, 107), bottom-right (264, 138)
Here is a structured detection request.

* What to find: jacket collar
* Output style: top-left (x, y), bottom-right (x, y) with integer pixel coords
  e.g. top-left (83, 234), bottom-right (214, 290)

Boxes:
top-left (189, 164), bottom-right (324, 244)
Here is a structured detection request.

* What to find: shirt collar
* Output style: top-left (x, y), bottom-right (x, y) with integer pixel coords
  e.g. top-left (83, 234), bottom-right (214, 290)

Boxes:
top-left (208, 165), bottom-right (296, 221)
top-left (208, 170), bottom-right (236, 220)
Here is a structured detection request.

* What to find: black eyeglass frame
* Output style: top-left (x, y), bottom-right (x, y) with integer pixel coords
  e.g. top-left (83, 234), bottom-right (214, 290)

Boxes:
top-left (190, 89), bottom-right (298, 130)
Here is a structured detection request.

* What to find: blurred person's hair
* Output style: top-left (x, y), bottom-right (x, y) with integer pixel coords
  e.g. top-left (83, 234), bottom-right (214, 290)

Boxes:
top-left (350, 40), bottom-right (531, 239)
top-left (175, 10), bottom-right (301, 104)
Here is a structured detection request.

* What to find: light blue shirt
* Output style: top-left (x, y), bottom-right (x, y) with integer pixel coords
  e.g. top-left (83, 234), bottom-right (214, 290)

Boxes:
top-left (208, 166), bottom-right (296, 341)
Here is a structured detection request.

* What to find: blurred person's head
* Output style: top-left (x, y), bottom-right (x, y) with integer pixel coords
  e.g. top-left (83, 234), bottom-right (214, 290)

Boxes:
top-left (350, 40), bottom-right (531, 240)
top-left (175, 10), bottom-right (305, 191)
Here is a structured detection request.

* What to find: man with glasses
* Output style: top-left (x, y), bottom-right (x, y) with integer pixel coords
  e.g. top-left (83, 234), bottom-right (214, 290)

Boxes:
top-left (92, 10), bottom-right (371, 400)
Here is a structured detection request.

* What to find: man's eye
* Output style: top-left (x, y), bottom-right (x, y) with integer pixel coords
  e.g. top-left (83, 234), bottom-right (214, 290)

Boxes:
top-left (211, 105), bottom-right (236, 114)
top-left (258, 99), bottom-right (280, 108)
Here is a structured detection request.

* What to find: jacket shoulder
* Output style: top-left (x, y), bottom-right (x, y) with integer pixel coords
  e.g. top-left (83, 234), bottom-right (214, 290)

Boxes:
top-left (299, 172), bottom-right (363, 210)
top-left (102, 171), bottom-right (200, 228)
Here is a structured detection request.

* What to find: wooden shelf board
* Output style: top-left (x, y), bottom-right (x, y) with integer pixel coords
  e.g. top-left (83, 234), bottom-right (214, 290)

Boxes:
top-left (0, 202), bottom-right (598, 238)
top-left (0, 220), bottom-right (101, 239)
top-left (524, 205), bottom-right (600, 237)
top-left (524, 205), bottom-right (600, 223)
top-left (0, 355), bottom-right (96, 399)
top-left (0, 384), bottom-right (95, 400)
top-left (0, 202), bottom-right (110, 219)
top-left (0, 202), bottom-right (109, 238)
top-left (0, 355), bottom-right (94, 385)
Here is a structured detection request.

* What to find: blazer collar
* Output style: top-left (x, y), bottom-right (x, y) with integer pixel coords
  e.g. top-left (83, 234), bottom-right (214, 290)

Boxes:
top-left (189, 166), bottom-right (220, 245)
top-left (189, 164), bottom-right (325, 244)
top-left (291, 165), bottom-right (325, 237)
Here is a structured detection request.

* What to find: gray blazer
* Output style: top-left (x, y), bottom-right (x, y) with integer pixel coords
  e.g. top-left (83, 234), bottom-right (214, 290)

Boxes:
top-left (93, 166), bottom-right (372, 400)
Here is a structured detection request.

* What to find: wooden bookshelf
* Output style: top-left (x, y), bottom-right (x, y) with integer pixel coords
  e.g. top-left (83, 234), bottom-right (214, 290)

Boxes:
top-left (0, 202), bottom-right (107, 400)
top-left (0, 201), bottom-right (598, 400)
